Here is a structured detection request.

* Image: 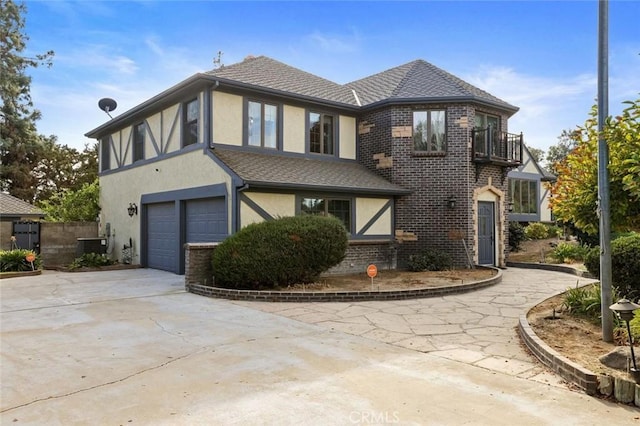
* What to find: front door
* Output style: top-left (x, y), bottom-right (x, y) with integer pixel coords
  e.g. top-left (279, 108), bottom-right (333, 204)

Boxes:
top-left (478, 201), bottom-right (495, 265)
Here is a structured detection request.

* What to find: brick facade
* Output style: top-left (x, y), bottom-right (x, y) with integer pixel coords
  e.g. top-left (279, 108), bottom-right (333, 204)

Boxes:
top-left (359, 103), bottom-right (512, 268)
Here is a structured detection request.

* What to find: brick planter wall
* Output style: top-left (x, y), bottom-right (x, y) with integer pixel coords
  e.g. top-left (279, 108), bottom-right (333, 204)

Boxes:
top-left (184, 243), bottom-right (218, 290)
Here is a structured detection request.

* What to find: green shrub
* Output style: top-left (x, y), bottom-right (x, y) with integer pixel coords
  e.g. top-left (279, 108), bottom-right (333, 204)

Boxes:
top-left (549, 242), bottom-right (589, 264)
top-left (407, 248), bottom-right (453, 272)
top-left (508, 221), bottom-right (526, 251)
top-left (212, 215), bottom-right (348, 290)
top-left (545, 224), bottom-right (563, 238)
top-left (0, 249), bottom-right (41, 272)
top-left (583, 233), bottom-right (640, 299)
top-left (69, 253), bottom-right (115, 270)
top-left (562, 282), bottom-right (620, 326)
top-left (524, 222), bottom-right (549, 239)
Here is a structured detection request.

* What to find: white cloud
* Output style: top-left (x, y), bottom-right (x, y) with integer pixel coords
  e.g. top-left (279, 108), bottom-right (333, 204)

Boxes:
top-left (306, 29), bottom-right (361, 53)
top-left (463, 66), bottom-right (599, 153)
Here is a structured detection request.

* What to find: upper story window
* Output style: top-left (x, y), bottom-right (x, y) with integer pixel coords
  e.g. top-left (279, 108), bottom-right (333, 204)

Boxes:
top-left (300, 197), bottom-right (351, 232)
top-left (413, 110), bottom-right (446, 153)
top-left (133, 122), bottom-right (145, 162)
top-left (309, 112), bottom-right (334, 155)
top-left (509, 178), bottom-right (538, 214)
top-left (247, 101), bottom-right (278, 148)
top-left (183, 98), bottom-right (198, 146)
top-left (100, 136), bottom-right (110, 172)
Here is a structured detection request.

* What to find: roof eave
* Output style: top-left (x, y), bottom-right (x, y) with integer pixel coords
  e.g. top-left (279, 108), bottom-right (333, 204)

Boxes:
top-left (360, 96), bottom-right (519, 114)
top-left (243, 180), bottom-right (411, 196)
top-left (211, 76), bottom-right (360, 111)
top-left (85, 73), bottom-right (214, 138)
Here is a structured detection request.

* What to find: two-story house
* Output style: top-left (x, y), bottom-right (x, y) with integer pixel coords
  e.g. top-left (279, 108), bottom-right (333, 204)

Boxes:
top-left (85, 56), bottom-right (522, 274)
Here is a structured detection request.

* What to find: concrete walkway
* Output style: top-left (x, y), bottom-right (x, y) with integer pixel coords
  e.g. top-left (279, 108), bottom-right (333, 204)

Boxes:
top-left (2, 268), bottom-right (637, 425)
top-left (233, 268), bottom-right (597, 387)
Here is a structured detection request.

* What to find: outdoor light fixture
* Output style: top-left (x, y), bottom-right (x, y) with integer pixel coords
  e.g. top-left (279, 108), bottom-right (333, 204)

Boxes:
top-left (447, 197), bottom-right (456, 210)
top-left (507, 198), bottom-right (515, 212)
top-left (610, 299), bottom-right (640, 381)
top-left (127, 203), bottom-right (138, 217)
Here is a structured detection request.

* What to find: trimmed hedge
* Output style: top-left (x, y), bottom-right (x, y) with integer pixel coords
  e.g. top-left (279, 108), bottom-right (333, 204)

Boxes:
top-left (212, 215), bottom-right (348, 290)
top-left (0, 249), bottom-right (41, 272)
top-left (407, 248), bottom-right (452, 272)
top-left (509, 222), bottom-right (526, 251)
top-left (584, 233), bottom-right (640, 299)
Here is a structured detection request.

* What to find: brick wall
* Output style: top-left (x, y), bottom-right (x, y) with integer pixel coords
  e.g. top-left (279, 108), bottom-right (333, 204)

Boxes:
top-left (327, 241), bottom-right (397, 274)
top-left (358, 103), bottom-right (512, 268)
top-left (184, 243), bottom-right (218, 289)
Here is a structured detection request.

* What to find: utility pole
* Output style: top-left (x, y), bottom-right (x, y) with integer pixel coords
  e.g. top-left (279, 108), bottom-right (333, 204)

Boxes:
top-left (598, 0), bottom-right (613, 343)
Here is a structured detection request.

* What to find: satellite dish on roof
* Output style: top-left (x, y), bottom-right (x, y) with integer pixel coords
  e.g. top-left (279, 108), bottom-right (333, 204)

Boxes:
top-left (98, 98), bottom-right (117, 119)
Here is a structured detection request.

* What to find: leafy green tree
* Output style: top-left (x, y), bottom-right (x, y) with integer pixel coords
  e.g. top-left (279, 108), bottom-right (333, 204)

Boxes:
top-left (33, 139), bottom-right (98, 203)
top-left (0, 0), bottom-right (53, 202)
top-left (526, 145), bottom-right (544, 164)
top-left (546, 129), bottom-right (577, 175)
top-left (39, 179), bottom-right (100, 222)
top-left (550, 98), bottom-right (640, 235)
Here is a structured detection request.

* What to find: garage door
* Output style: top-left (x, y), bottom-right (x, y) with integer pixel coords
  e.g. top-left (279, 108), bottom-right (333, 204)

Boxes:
top-left (186, 198), bottom-right (227, 243)
top-left (147, 202), bottom-right (177, 272)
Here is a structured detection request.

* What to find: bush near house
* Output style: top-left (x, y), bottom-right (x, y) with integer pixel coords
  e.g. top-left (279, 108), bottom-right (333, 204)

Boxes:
top-left (407, 248), bottom-right (452, 272)
top-left (0, 249), bottom-right (41, 272)
top-left (508, 222), bottom-right (526, 251)
top-left (212, 215), bottom-right (348, 290)
top-left (584, 233), bottom-right (640, 299)
top-left (549, 242), bottom-right (589, 264)
top-left (524, 222), bottom-right (562, 240)
top-left (68, 253), bottom-right (115, 270)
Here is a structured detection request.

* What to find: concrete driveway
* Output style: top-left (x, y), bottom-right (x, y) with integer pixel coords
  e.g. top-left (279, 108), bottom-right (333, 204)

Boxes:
top-left (1, 269), bottom-right (637, 425)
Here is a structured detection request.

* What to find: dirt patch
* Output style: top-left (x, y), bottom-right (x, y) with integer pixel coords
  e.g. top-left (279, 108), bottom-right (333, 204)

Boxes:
top-left (527, 292), bottom-right (629, 379)
top-left (509, 237), bottom-right (560, 263)
top-left (276, 268), bottom-right (496, 292)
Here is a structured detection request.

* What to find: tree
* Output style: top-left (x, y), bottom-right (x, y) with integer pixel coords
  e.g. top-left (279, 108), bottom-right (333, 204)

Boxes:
top-left (0, 0), bottom-right (53, 201)
top-left (550, 98), bottom-right (640, 235)
top-left (526, 145), bottom-right (544, 164)
top-left (39, 179), bottom-right (100, 222)
top-left (546, 129), bottom-right (577, 175)
top-left (33, 140), bottom-right (98, 203)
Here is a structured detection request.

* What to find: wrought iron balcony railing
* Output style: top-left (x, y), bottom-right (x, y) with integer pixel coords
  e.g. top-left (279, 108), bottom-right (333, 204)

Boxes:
top-left (472, 127), bottom-right (523, 166)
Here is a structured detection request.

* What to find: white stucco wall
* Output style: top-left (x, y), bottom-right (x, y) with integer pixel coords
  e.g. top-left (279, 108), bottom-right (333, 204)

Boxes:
top-left (356, 198), bottom-right (391, 235)
top-left (99, 149), bottom-right (232, 265)
top-left (213, 91), bottom-right (242, 146)
top-left (241, 192), bottom-right (296, 226)
top-left (283, 105), bottom-right (306, 153)
top-left (339, 116), bottom-right (357, 160)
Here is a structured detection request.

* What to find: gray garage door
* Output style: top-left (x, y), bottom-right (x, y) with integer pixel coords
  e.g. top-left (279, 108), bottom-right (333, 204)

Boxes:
top-left (186, 198), bottom-right (227, 243)
top-left (147, 202), bottom-right (178, 272)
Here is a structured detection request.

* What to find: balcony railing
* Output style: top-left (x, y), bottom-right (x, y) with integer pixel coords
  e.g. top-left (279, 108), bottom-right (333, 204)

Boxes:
top-left (472, 127), bottom-right (523, 166)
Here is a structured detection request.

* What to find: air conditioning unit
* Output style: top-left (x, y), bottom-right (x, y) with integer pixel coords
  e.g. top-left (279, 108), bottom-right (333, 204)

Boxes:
top-left (76, 238), bottom-right (107, 256)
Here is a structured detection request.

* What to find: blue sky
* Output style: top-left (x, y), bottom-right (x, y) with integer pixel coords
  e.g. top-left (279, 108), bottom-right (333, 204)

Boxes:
top-left (24, 0), bottom-right (640, 157)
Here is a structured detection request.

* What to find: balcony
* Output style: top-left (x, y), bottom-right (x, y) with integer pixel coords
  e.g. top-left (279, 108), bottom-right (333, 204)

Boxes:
top-left (472, 127), bottom-right (523, 167)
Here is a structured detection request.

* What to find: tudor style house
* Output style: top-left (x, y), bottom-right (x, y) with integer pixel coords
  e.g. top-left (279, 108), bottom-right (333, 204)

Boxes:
top-left (507, 145), bottom-right (556, 224)
top-left (86, 56), bottom-right (523, 274)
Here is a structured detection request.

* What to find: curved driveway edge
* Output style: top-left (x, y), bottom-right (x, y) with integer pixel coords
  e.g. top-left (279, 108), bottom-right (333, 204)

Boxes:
top-left (188, 267), bottom-right (501, 302)
top-left (232, 267), bottom-right (599, 387)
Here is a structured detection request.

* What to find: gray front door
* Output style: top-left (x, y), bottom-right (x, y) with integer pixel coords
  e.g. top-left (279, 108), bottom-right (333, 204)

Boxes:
top-left (478, 201), bottom-right (495, 265)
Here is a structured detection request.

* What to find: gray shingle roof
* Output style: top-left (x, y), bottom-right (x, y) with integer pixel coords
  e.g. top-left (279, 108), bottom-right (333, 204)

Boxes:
top-left (207, 56), bottom-right (358, 106)
top-left (346, 59), bottom-right (518, 111)
top-left (214, 148), bottom-right (409, 195)
top-left (0, 193), bottom-right (44, 216)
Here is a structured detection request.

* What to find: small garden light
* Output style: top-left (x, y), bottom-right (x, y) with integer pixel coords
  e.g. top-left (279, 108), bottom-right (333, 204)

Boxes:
top-left (609, 299), bottom-right (640, 376)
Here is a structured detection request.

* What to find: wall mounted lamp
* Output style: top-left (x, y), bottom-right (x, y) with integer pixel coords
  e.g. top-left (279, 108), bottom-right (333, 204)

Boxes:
top-left (127, 203), bottom-right (138, 217)
top-left (507, 199), bottom-right (515, 212)
top-left (447, 197), bottom-right (456, 210)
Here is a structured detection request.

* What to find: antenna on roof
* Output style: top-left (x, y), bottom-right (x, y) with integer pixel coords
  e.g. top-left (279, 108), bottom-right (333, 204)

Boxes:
top-left (98, 98), bottom-right (117, 119)
top-left (213, 51), bottom-right (224, 69)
